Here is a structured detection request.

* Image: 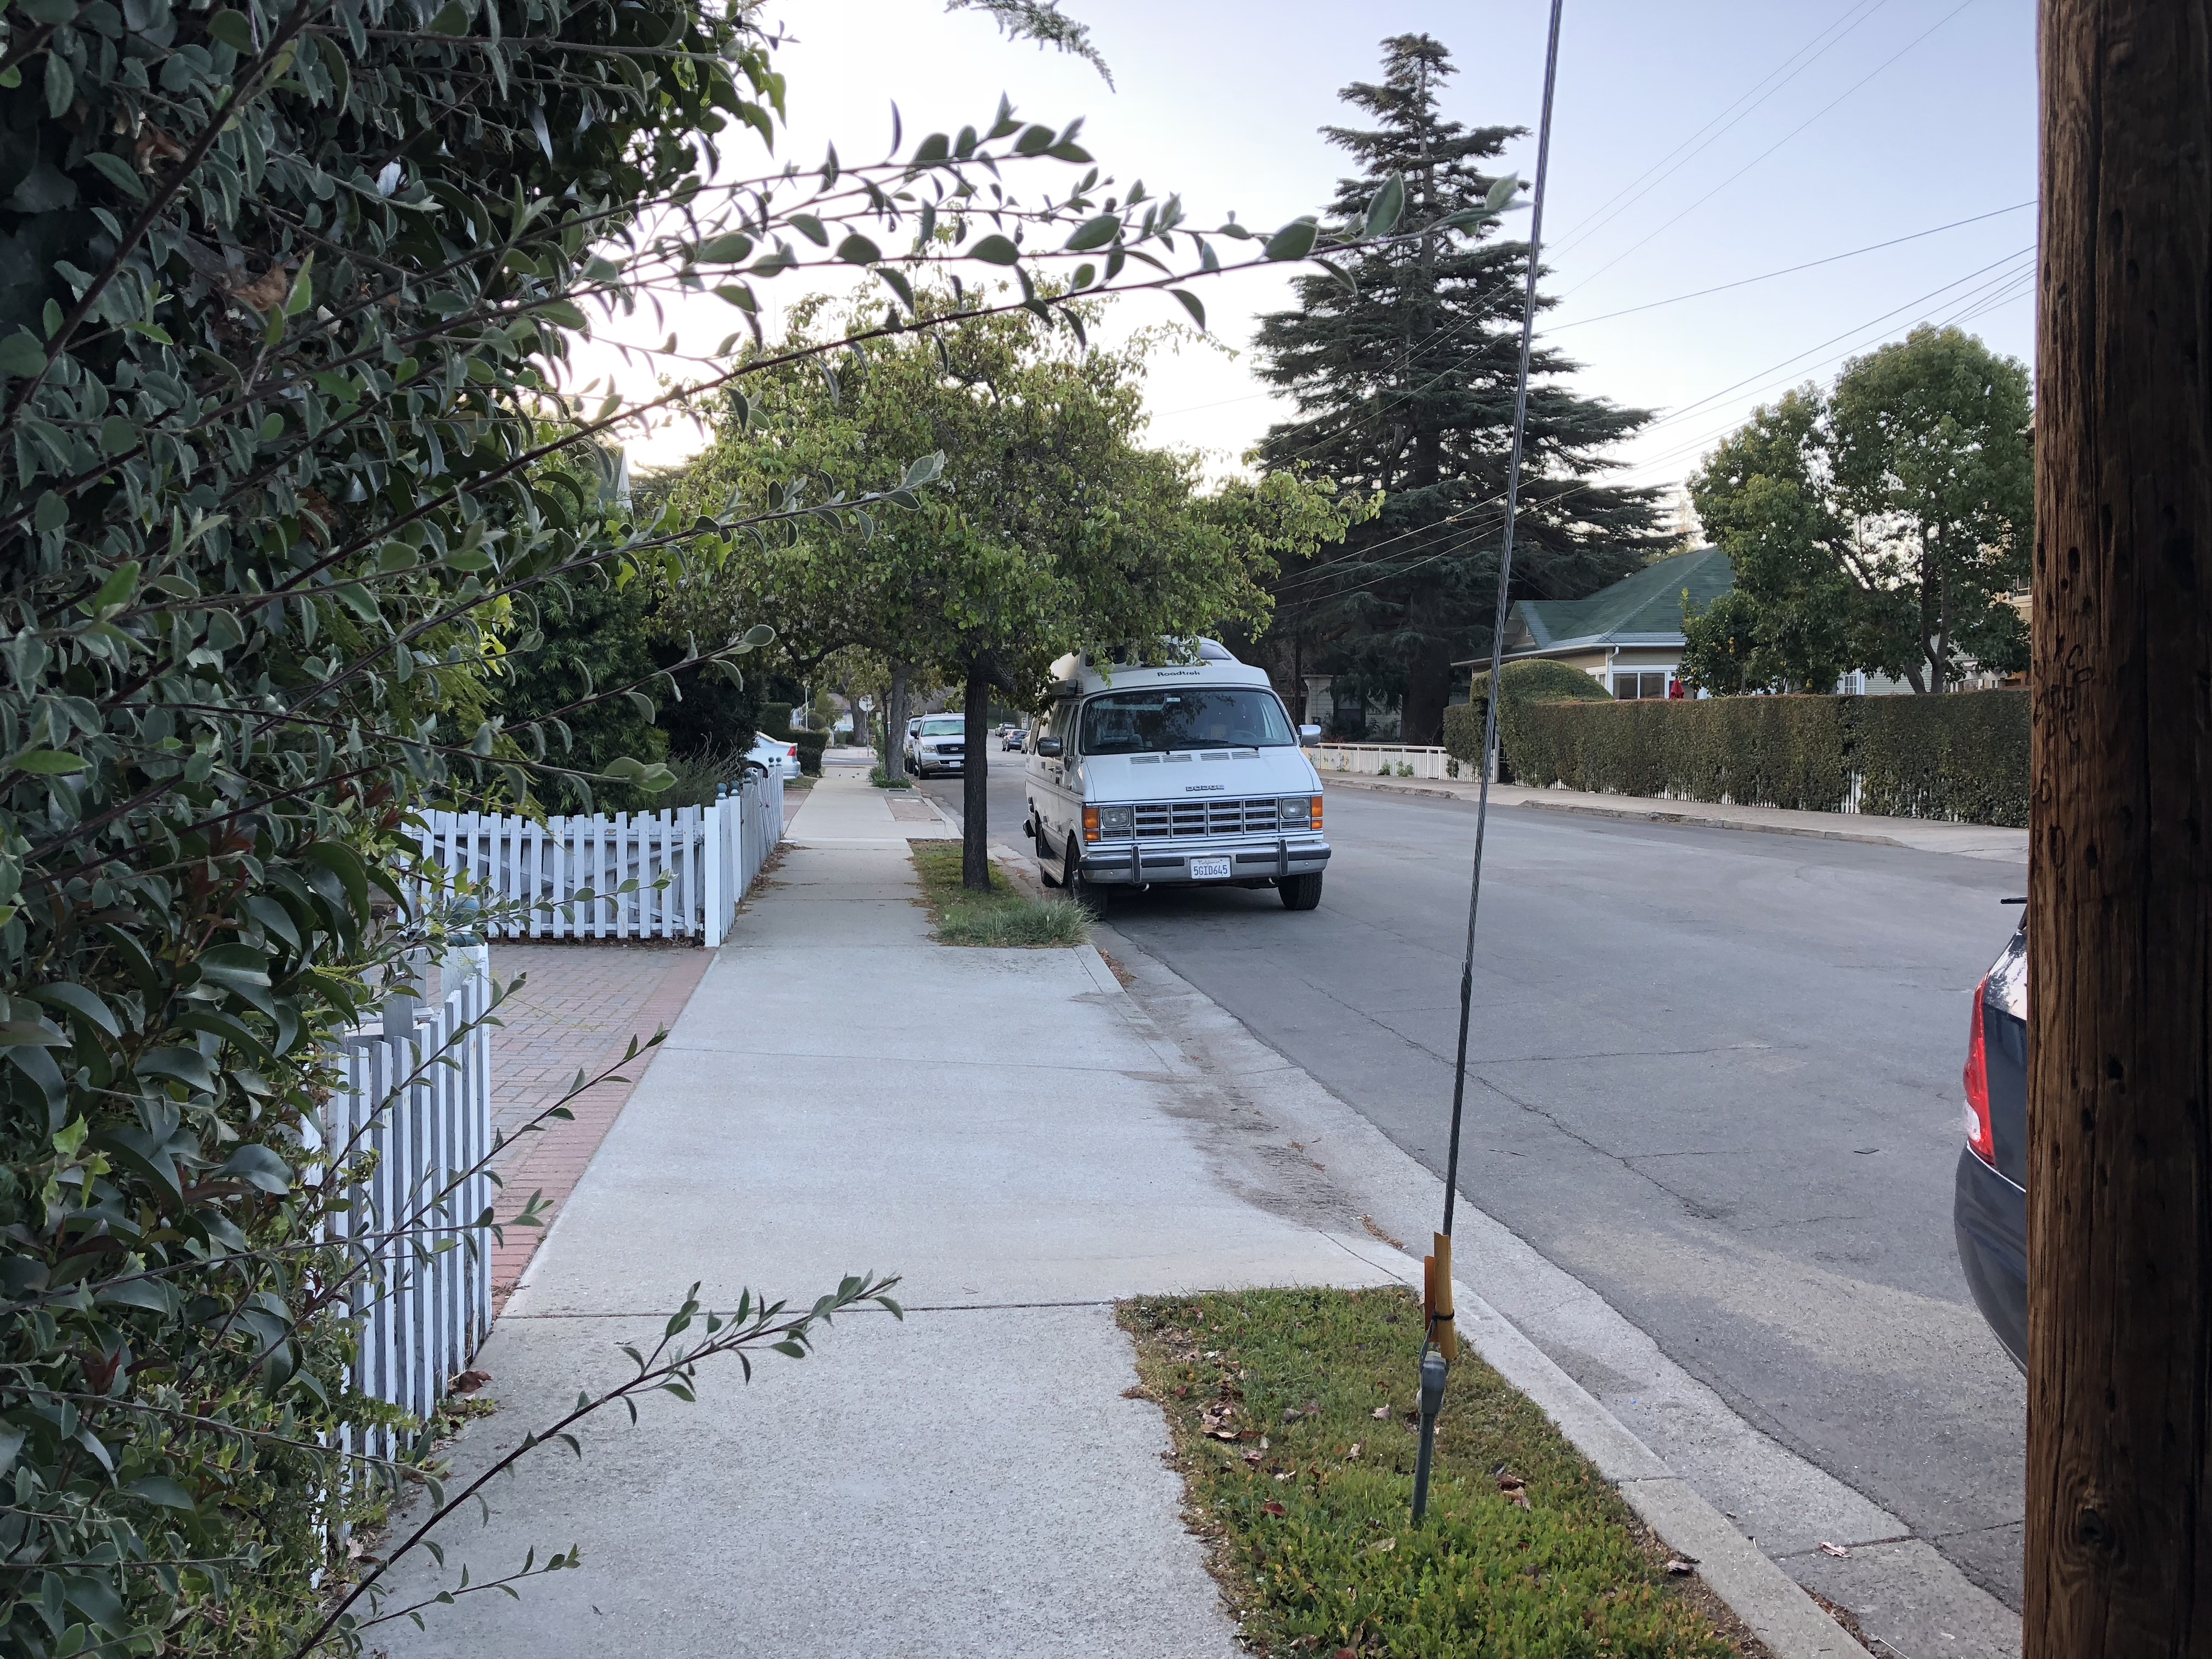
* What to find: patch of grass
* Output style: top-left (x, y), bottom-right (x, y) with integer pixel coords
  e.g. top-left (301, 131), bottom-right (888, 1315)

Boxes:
top-left (910, 844), bottom-right (1088, 947)
top-left (1121, 1286), bottom-right (1754, 1658)
top-left (870, 764), bottom-right (913, 789)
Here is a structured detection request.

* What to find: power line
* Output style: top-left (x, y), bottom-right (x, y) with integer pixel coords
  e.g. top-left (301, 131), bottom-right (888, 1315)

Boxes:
top-left (1545, 0), bottom-right (1893, 256)
top-left (1550, 202), bottom-right (2034, 332)
top-left (1560, 0), bottom-right (1986, 298)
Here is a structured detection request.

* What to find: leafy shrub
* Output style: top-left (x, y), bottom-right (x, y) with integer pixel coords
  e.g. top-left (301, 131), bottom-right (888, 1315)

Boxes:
top-left (1442, 660), bottom-right (1613, 780)
top-left (1504, 691), bottom-right (2026, 825)
top-left (1855, 691), bottom-right (2029, 825)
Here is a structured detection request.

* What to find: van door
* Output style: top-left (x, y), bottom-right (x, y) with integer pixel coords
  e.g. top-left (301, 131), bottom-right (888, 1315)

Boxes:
top-left (1030, 700), bottom-right (1074, 859)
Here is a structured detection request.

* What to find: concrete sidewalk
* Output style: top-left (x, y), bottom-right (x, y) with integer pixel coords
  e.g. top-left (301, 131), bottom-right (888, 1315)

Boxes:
top-left (379, 788), bottom-right (1402, 1657)
top-left (1327, 772), bottom-right (2030, 864)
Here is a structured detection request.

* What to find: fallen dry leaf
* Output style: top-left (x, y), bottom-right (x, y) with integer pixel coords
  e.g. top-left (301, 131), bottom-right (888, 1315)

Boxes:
top-left (1120, 1385), bottom-right (1148, 1401)
top-left (1262, 1500), bottom-right (1286, 1518)
top-left (1495, 1472), bottom-right (1532, 1510)
top-left (448, 1369), bottom-right (490, 1395)
top-left (231, 264), bottom-right (292, 314)
top-left (1347, 1441), bottom-right (1363, 1460)
top-left (1369, 1536), bottom-right (1395, 1554)
top-left (1818, 1541), bottom-right (1851, 1559)
top-left (1372, 1404), bottom-right (1392, 1420)
top-left (1664, 1556), bottom-right (1698, 1576)
top-left (1242, 1450), bottom-right (1263, 1466)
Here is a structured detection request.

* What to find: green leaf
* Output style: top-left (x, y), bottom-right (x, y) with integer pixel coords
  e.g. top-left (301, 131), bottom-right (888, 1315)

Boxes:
top-left (1064, 215), bottom-right (1119, 252)
top-left (1263, 218), bottom-right (1319, 261)
top-left (43, 48), bottom-right (74, 117)
top-left (1167, 289), bottom-right (1206, 331)
top-left (32, 490), bottom-right (65, 532)
top-left (788, 213), bottom-right (829, 246)
top-left (127, 1477), bottom-right (198, 1512)
top-left (7, 749), bottom-right (86, 775)
top-left (1485, 173), bottom-right (1520, 213)
top-left (967, 234), bottom-right (1020, 266)
top-left (217, 1144), bottom-right (294, 1194)
top-left (535, 300), bottom-right (586, 330)
top-left (426, 0), bottom-right (472, 32)
top-left (1365, 174), bottom-right (1405, 238)
top-left (82, 151), bottom-right (148, 201)
top-left (0, 331), bottom-right (46, 379)
top-left (89, 560), bottom-right (140, 610)
top-left (714, 283), bottom-right (757, 312)
top-left (836, 232), bottom-right (882, 266)
top-left (873, 266), bottom-right (915, 312)
top-left (205, 8), bottom-right (253, 49)
top-left (98, 416), bottom-right (136, 456)
top-left (693, 233), bottom-right (753, 264)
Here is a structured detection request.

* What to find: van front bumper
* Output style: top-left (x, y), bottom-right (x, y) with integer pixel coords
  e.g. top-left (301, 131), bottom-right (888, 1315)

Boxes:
top-left (1076, 838), bottom-right (1331, 885)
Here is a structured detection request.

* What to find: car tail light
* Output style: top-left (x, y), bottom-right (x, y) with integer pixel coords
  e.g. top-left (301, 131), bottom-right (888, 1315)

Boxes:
top-left (1962, 977), bottom-right (1996, 1166)
top-left (787, 745), bottom-right (797, 759)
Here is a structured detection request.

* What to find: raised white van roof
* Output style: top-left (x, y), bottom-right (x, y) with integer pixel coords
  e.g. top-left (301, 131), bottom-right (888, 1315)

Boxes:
top-left (1046, 640), bottom-right (1273, 698)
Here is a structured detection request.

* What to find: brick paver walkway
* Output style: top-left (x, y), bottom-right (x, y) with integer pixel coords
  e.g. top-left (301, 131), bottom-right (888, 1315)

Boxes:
top-left (482, 943), bottom-right (713, 1306)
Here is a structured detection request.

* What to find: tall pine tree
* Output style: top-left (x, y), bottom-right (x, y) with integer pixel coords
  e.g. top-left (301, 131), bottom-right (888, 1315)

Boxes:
top-left (1255, 33), bottom-right (1663, 742)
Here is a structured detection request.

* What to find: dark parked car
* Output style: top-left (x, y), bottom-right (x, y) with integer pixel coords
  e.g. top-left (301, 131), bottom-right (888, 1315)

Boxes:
top-left (1954, 906), bottom-right (2028, 1371)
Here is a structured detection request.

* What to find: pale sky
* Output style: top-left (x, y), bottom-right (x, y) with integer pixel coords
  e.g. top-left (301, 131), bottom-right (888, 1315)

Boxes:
top-left (598, 0), bottom-right (2036, 514)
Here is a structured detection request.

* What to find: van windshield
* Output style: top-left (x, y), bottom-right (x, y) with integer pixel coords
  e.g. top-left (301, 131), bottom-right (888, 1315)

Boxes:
top-left (1079, 689), bottom-right (1295, 755)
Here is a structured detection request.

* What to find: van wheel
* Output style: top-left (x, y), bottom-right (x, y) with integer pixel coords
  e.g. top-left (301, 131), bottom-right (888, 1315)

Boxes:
top-left (1279, 872), bottom-right (1324, 911)
top-left (1063, 843), bottom-right (1108, 911)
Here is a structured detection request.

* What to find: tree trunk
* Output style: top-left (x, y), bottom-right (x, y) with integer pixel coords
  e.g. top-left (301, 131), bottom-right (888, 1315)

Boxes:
top-left (2027, 5), bottom-right (2212, 1655)
top-left (962, 661), bottom-right (991, 891)
top-left (883, 662), bottom-right (910, 782)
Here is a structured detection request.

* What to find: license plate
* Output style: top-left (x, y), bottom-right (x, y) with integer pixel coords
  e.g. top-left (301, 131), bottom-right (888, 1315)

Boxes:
top-left (1189, 856), bottom-right (1232, 881)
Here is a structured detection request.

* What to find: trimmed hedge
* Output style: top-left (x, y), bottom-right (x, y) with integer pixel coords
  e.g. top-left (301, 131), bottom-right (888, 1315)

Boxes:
top-left (1503, 690), bottom-right (2028, 826)
top-left (1442, 661), bottom-right (1615, 780)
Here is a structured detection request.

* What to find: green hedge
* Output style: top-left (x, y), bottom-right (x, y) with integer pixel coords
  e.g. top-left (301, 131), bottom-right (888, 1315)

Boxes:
top-left (1502, 690), bottom-right (2028, 825)
top-left (1442, 661), bottom-right (1615, 780)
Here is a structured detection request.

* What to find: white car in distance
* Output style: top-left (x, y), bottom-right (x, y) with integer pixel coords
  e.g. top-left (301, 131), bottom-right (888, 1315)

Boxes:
top-left (744, 731), bottom-right (800, 780)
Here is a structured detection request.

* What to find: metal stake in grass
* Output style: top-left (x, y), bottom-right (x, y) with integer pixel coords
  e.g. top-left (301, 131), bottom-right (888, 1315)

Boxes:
top-left (1417, 0), bottom-right (1567, 1528)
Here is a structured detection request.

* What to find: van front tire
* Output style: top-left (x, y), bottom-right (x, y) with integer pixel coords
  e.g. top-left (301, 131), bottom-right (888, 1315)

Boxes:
top-left (1279, 872), bottom-right (1324, 911)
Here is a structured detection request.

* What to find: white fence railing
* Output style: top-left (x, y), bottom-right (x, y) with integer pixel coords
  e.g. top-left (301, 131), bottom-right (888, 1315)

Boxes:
top-left (1311, 742), bottom-right (1458, 781)
top-left (316, 946), bottom-right (494, 1460)
top-left (416, 774), bottom-right (784, 947)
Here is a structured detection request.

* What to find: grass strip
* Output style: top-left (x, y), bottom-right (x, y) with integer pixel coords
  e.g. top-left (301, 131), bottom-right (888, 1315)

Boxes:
top-left (870, 763), bottom-right (913, 789)
top-left (1121, 1286), bottom-right (1762, 1658)
top-left (910, 844), bottom-right (1089, 947)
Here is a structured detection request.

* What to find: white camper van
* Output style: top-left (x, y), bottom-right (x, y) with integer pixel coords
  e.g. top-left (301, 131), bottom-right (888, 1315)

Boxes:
top-left (1023, 641), bottom-right (1330, 910)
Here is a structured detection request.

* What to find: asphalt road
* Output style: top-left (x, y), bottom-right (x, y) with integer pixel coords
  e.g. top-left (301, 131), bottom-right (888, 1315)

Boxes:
top-left (922, 755), bottom-right (2028, 1610)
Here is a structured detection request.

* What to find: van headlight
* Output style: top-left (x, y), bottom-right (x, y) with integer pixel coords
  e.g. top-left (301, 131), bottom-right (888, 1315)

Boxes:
top-left (1097, 805), bottom-right (1133, 837)
top-left (1278, 797), bottom-right (1311, 826)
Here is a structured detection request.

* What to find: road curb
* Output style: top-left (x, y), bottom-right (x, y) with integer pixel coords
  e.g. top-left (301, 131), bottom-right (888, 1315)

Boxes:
top-left (1323, 772), bottom-right (1915, 849)
top-left (1312, 1234), bottom-right (1874, 1659)
top-left (1092, 921), bottom-right (1880, 1659)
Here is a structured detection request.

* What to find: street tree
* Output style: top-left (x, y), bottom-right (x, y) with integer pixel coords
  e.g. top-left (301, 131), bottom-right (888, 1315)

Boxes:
top-left (1254, 32), bottom-right (1663, 742)
top-left (1688, 328), bottom-right (2033, 694)
top-left (665, 298), bottom-right (1363, 886)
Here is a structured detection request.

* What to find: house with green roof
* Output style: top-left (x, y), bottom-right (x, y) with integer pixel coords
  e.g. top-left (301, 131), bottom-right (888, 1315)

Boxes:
top-left (1455, 545), bottom-right (1735, 701)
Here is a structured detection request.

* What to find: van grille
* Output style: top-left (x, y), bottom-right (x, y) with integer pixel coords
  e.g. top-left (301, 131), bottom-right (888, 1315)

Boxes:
top-left (1132, 798), bottom-right (1279, 839)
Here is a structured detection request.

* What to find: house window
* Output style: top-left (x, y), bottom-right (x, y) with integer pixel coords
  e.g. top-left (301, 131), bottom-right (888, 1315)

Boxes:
top-left (1613, 671), bottom-right (1669, 699)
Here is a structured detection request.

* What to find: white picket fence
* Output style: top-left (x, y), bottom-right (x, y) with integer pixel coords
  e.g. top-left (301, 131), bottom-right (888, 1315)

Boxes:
top-left (415, 774), bottom-right (785, 948)
top-left (314, 945), bottom-right (495, 1460)
top-left (1311, 742), bottom-right (1458, 781)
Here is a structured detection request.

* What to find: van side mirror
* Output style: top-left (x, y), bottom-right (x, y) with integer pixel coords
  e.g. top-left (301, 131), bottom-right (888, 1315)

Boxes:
top-left (1299, 724), bottom-right (1322, 744)
top-left (1036, 737), bottom-right (1063, 758)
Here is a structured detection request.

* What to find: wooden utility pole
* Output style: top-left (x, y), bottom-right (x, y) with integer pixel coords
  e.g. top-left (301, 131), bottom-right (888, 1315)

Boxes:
top-left (2029, 4), bottom-right (2212, 1653)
